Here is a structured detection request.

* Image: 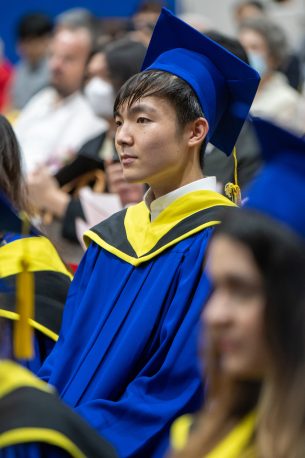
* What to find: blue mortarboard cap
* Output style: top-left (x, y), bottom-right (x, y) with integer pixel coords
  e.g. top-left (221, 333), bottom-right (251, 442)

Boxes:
top-left (0, 191), bottom-right (39, 235)
top-left (244, 116), bottom-right (305, 240)
top-left (141, 8), bottom-right (260, 156)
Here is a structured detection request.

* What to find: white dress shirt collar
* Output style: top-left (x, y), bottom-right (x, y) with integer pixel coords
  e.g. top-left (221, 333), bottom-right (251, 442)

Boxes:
top-left (144, 176), bottom-right (217, 221)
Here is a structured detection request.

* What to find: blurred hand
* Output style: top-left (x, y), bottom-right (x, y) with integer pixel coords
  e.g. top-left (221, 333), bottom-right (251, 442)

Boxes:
top-left (105, 160), bottom-right (144, 207)
top-left (27, 167), bottom-right (69, 217)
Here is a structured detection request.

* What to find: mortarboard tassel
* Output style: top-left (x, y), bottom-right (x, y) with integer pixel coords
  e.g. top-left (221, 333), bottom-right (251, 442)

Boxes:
top-left (225, 146), bottom-right (242, 206)
top-left (13, 213), bottom-right (34, 360)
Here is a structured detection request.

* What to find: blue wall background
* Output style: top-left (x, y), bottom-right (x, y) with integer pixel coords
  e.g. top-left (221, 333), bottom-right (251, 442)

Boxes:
top-left (1, 0), bottom-right (176, 63)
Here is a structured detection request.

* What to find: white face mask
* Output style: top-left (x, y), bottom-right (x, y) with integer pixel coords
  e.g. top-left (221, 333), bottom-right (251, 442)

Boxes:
top-left (84, 77), bottom-right (115, 118)
top-left (248, 51), bottom-right (268, 77)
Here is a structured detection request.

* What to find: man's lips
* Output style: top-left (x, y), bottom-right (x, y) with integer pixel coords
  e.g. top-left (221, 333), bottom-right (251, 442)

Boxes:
top-left (121, 154), bottom-right (137, 166)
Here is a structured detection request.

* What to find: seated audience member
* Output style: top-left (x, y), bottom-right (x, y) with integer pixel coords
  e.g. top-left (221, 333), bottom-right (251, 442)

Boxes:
top-left (239, 18), bottom-right (302, 131)
top-left (27, 38), bottom-right (146, 244)
top-left (169, 117), bottom-right (305, 458)
top-left (203, 31), bottom-right (262, 192)
top-left (13, 25), bottom-right (107, 175)
top-left (10, 12), bottom-right (53, 111)
top-left (233, 0), bottom-right (302, 90)
top-left (234, 0), bottom-right (265, 24)
top-left (39, 9), bottom-right (259, 458)
top-left (0, 310), bottom-right (117, 458)
top-left (0, 115), bottom-right (72, 374)
top-left (130, 0), bottom-right (163, 46)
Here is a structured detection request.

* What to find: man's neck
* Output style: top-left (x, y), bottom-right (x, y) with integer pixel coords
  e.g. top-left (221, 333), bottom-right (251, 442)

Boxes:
top-left (151, 173), bottom-right (204, 200)
top-left (53, 89), bottom-right (78, 106)
top-left (145, 176), bottom-right (217, 221)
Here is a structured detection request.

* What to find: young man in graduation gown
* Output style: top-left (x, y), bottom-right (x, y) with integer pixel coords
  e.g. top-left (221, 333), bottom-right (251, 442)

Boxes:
top-left (39, 9), bottom-right (260, 458)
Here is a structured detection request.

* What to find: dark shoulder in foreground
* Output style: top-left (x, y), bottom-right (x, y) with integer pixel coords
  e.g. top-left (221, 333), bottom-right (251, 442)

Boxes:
top-left (0, 361), bottom-right (117, 458)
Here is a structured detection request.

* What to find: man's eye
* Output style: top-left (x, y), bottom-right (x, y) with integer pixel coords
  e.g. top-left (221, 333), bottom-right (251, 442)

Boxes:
top-left (137, 117), bottom-right (150, 123)
top-left (115, 119), bottom-right (122, 127)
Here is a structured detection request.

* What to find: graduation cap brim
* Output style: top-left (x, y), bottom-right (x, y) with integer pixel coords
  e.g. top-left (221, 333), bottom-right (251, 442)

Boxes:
top-left (141, 8), bottom-right (260, 156)
top-left (0, 191), bottom-right (39, 236)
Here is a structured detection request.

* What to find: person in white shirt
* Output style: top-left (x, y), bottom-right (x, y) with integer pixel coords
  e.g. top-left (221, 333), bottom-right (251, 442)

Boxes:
top-left (14, 26), bottom-right (107, 175)
top-left (238, 17), bottom-right (303, 131)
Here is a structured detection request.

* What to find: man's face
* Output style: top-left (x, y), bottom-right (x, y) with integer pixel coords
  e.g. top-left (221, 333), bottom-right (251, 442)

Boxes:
top-left (49, 28), bottom-right (91, 98)
top-left (18, 35), bottom-right (50, 66)
top-left (114, 96), bottom-right (192, 196)
top-left (86, 53), bottom-right (110, 82)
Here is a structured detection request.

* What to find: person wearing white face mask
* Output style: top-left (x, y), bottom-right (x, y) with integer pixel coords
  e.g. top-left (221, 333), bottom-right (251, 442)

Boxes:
top-left (84, 76), bottom-right (115, 119)
top-left (239, 17), bottom-right (303, 131)
top-left (27, 37), bottom-right (147, 255)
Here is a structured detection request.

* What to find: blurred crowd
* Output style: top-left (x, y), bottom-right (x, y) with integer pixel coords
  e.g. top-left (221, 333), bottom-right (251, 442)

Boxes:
top-left (1, 2), bottom-right (305, 457)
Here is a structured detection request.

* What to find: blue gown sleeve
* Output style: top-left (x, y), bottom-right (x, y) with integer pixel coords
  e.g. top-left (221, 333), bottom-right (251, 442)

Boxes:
top-left (39, 244), bottom-right (100, 383)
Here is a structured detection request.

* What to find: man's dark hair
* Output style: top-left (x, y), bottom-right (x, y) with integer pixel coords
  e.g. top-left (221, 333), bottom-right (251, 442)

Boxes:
top-left (114, 70), bottom-right (206, 168)
top-left (17, 12), bottom-right (53, 41)
top-left (135, 1), bottom-right (164, 14)
top-left (105, 39), bottom-right (147, 94)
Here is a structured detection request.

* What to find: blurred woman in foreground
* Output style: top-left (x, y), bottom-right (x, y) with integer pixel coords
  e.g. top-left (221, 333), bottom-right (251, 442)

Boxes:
top-left (170, 117), bottom-right (305, 457)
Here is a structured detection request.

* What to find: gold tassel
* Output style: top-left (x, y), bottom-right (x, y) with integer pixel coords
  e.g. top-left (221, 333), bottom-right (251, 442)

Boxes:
top-left (224, 146), bottom-right (242, 206)
top-left (13, 214), bottom-right (34, 360)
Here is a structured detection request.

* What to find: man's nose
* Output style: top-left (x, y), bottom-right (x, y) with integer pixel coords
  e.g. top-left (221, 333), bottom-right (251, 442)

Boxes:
top-left (49, 55), bottom-right (63, 73)
top-left (115, 123), bottom-right (133, 147)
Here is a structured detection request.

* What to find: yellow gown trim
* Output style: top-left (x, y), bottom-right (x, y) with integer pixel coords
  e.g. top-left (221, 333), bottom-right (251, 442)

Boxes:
top-left (0, 236), bottom-right (72, 279)
top-left (0, 429), bottom-right (86, 458)
top-left (171, 414), bottom-right (193, 451)
top-left (171, 411), bottom-right (256, 457)
top-left (85, 190), bottom-right (236, 266)
top-left (0, 310), bottom-right (58, 341)
top-left (206, 411), bottom-right (256, 458)
top-left (0, 361), bottom-right (85, 457)
top-left (0, 360), bottom-right (53, 399)
top-left (124, 191), bottom-right (234, 256)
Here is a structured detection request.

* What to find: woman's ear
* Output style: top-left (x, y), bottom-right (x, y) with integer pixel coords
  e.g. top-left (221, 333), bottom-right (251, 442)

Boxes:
top-left (187, 117), bottom-right (209, 148)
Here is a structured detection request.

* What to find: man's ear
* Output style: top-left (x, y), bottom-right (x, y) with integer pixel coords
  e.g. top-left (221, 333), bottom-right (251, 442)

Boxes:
top-left (187, 117), bottom-right (209, 147)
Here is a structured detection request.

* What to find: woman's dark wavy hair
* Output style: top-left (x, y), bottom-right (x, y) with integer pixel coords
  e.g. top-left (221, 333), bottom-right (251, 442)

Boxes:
top-left (0, 115), bottom-right (28, 211)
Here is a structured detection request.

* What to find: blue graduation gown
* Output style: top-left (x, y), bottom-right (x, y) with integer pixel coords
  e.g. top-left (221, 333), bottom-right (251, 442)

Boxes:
top-left (40, 190), bottom-right (235, 458)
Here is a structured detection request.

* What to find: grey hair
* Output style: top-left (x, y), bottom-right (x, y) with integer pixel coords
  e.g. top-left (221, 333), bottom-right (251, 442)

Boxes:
top-left (239, 17), bottom-right (289, 66)
top-left (55, 8), bottom-right (95, 29)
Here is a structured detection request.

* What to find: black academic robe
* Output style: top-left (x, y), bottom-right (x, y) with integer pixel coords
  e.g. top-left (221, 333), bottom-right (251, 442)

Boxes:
top-left (0, 360), bottom-right (117, 457)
